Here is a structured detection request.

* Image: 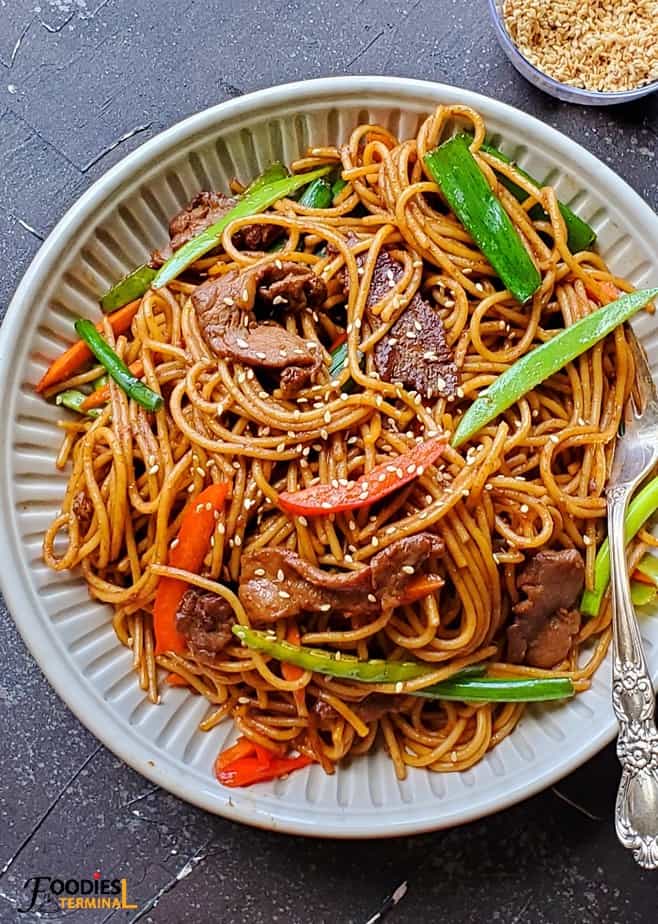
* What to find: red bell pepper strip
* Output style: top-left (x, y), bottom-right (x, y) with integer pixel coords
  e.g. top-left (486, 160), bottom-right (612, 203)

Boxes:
top-left (278, 435), bottom-right (447, 516)
top-left (166, 672), bottom-right (191, 687)
top-left (153, 482), bottom-right (229, 655)
top-left (216, 753), bottom-right (314, 788)
top-left (215, 735), bottom-right (314, 787)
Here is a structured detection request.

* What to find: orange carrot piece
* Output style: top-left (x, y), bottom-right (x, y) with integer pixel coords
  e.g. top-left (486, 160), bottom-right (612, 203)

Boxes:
top-left (153, 482), bottom-right (229, 655)
top-left (80, 359), bottom-right (144, 410)
top-left (397, 574), bottom-right (444, 605)
top-left (35, 299), bottom-right (141, 393)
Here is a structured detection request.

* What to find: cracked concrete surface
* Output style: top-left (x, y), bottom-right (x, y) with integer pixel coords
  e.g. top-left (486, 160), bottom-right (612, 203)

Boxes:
top-left (1, 0), bottom-right (658, 922)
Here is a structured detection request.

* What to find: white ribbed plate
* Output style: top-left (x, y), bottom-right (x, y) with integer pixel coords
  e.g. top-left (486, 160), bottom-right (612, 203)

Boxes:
top-left (1, 78), bottom-right (658, 838)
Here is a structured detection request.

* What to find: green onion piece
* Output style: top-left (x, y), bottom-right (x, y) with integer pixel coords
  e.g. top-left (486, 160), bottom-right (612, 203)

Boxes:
top-left (299, 176), bottom-right (334, 209)
top-left (630, 582), bottom-right (657, 607)
top-left (232, 626), bottom-right (572, 702)
top-left (331, 176), bottom-right (347, 199)
top-left (478, 140), bottom-right (596, 253)
top-left (232, 625), bottom-right (484, 684)
top-left (581, 475), bottom-right (658, 615)
top-left (153, 166), bottom-right (332, 289)
top-left (99, 264), bottom-right (157, 313)
top-left (92, 373), bottom-right (109, 391)
top-left (74, 319), bottom-right (163, 412)
top-left (636, 554), bottom-right (658, 584)
top-left (452, 288), bottom-right (658, 449)
top-left (412, 676), bottom-right (574, 703)
top-left (55, 389), bottom-right (101, 418)
top-left (242, 161), bottom-right (289, 196)
top-left (329, 341), bottom-right (349, 379)
top-left (424, 134), bottom-right (542, 304)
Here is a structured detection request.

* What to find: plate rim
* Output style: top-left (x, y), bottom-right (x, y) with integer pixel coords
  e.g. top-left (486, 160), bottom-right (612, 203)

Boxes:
top-left (1, 75), bottom-right (657, 838)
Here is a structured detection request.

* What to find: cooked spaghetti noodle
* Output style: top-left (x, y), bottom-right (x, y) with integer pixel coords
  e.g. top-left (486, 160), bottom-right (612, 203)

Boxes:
top-left (42, 103), bottom-right (643, 781)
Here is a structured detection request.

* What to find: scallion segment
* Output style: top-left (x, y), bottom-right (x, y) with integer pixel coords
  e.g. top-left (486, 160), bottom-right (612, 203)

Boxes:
top-left (99, 264), bottom-right (157, 313)
top-left (232, 626), bottom-right (574, 701)
top-left (74, 319), bottom-right (163, 412)
top-left (412, 676), bottom-right (574, 703)
top-left (581, 475), bottom-right (658, 616)
top-left (477, 139), bottom-right (596, 253)
top-left (424, 133), bottom-right (542, 304)
top-left (452, 288), bottom-right (658, 449)
top-left (55, 389), bottom-right (101, 418)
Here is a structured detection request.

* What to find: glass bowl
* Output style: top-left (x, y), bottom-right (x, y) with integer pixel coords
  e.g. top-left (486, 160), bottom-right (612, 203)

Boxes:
top-left (488, 0), bottom-right (658, 106)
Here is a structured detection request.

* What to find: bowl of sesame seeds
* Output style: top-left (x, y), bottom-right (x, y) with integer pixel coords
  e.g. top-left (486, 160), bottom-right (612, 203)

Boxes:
top-left (489, 0), bottom-right (658, 105)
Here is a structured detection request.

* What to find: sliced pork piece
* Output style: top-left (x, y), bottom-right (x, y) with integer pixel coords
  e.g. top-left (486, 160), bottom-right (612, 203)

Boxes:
top-left (176, 587), bottom-right (236, 654)
top-left (507, 549), bottom-right (584, 668)
top-left (238, 533), bottom-right (444, 624)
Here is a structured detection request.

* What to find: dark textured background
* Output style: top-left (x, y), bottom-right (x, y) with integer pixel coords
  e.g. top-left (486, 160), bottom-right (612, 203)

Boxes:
top-left (1, 1), bottom-right (657, 922)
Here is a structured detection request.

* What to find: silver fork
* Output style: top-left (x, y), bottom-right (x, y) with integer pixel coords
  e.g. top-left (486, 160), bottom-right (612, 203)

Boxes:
top-left (606, 330), bottom-right (658, 868)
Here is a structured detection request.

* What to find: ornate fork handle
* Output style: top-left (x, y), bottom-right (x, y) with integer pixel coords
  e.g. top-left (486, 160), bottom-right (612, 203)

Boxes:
top-left (608, 484), bottom-right (658, 869)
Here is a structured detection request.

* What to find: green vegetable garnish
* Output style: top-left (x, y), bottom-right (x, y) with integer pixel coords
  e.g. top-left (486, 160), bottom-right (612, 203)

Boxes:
top-left (581, 475), bottom-right (658, 616)
top-left (424, 133), bottom-right (542, 304)
top-left (413, 676), bottom-right (574, 703)
top-left (232, 626), bottom-right (574, 702)
top-left (299, 176), bottom-right (334, 209)
top-left (477, 139), bottom-right (596, 253)
top-left (452, 288), bottom-right (658, 449)
top-left (99, 264), bottom-right (157, 313)
top-left (55, 389), bottom-right (101, 418)
top-left (153, 165), bottom-right (332, 289)
top-left (74, 319), bottom-right (163, 413)
top-left (242, 161), bottom-right (289, 196)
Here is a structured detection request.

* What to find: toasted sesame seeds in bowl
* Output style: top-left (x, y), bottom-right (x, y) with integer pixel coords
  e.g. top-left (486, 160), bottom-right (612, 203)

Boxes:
top-left (489, 0), bottom-right (658, 106)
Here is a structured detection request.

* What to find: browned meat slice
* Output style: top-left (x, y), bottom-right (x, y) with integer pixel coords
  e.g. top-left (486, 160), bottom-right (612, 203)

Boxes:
top-left (313, 694), bottom-right (404, 727)
top-left (191, 273), bottom-right (249, 337)
top-left (71, 491), bottom-right (93, 533)
top-left (238, 533), bottom-right (444, 624)
top-left (255, 262), bottom-right (327, 315)
top-left (335, 245), bottom-right (459, 400)
top-left (150, 191), bottom-right (282, 265)
top-left (525, 608), bottom-right (581, 670)
top-left (374, 294), bottom-right (460, 401)
top-left (176, 588), bottom-right (236, 654)
top-left (215, 324), bottom-right (322, 382)
top-left (192, 264), bottom-right (326, 394)
top-left (507, 549), bottom-right (585, 668)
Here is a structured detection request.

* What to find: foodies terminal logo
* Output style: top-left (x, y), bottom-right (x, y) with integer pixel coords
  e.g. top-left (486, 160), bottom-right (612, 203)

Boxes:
top-left (19, 870), bottom-right (138, 913)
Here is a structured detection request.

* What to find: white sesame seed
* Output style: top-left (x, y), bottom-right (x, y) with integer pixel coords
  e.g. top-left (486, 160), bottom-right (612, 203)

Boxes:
top-left (395, 681), bottom-right (404, 693)
top-left (298, 516), bottom-right (308, 527)
top-left (234, 535), bottom-right (242, 546)
top-left (149, 464), bottom-right (160, 475)
top-left (320, 603), bottom-right (331, 612)
top-left (402, 565), bottom-right (415, 574)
